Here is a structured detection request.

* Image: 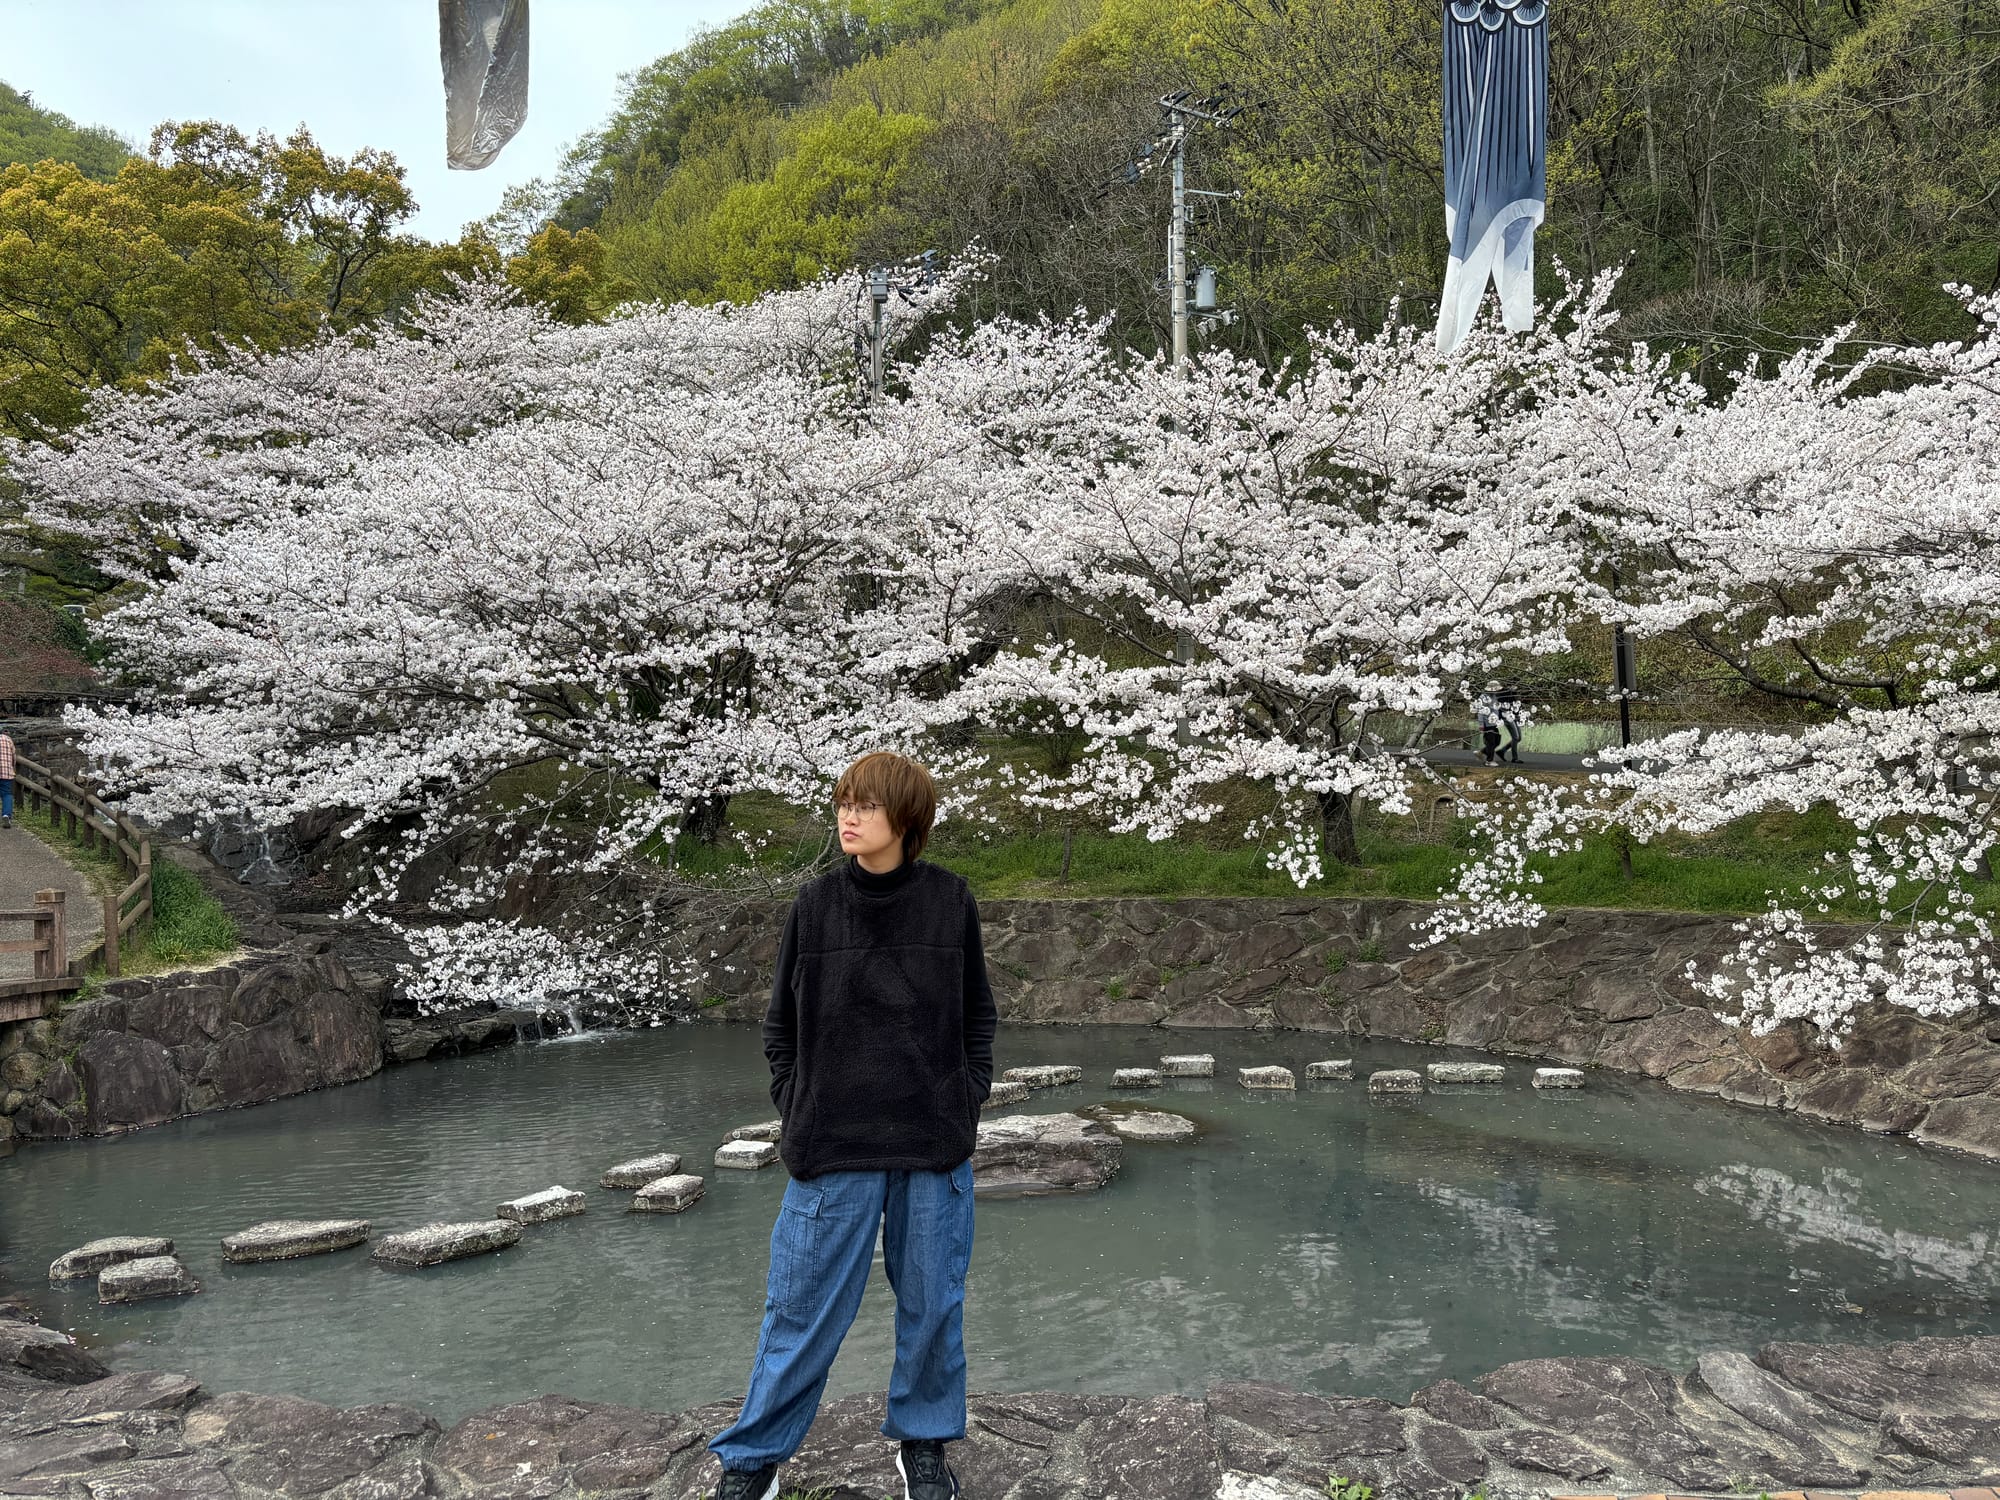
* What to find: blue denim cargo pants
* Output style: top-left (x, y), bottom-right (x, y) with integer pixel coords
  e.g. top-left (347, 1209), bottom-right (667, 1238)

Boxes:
top-left (708, 1159), bottom-right (977, 1472)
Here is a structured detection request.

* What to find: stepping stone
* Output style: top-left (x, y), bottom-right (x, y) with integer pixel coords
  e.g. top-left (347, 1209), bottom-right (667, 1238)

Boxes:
top-left (714, 1139), bottom-right (779, 1170)
top-left (1534, 1067), bottom-right (1586, 1089)
top-left (1003, 1065), bottom-right (1083, 1089)
top-left (371, 1220), bottom-right (521, 1267)
top-left (724, 1120), bottom-right (782, 1143)
top-left (1305, 1060), bottom-right (1353, 1080)
top-left (983, 1080), bottom-right (1031, 1108)
top-left (50, 1236), bottom-right (173, 1281)
top-left (972, 1113), bottom-right (1122, 1196)
top-left (1081, 1107), bottom-right (1198, 1142)
top-left (1112, 1068), bottom-right (1163, 1088)
top-left (631, 1174), bottom-right (706, 1213)
top-left (1369, 1069), bottom-right (1423, 1094)
top-left (1159, 1054), bottom-right (1215, 1077)
top-left (1239, 1066), bottom-right (1296, 1090)
top-left (600, 1152), bottom-right (682, 1189)
top-left (1428, 1062), bottom-right (1506, 1084)
top-left (498, 1187), bottom-right (585, 1224)
top-left (221, 1219), bottom-right (370, 1263)
top-left (98, 1255), bottom-right (199, 1304)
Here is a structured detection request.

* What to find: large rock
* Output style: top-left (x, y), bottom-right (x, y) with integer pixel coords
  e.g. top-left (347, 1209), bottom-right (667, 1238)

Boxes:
top-left (713, 1139), bottom-right (778, 1170)
top-left (1238, 1066), bottom-right (1296, 1090)
top-left (1427, 1062), bottom-right (1505, 1084)
top-left (75, 1033), bottom-right (184, 1132)
top-left (370, 1219), bottom-right (520, 1267)
top-left (434, 1393), bottom-right (697, 1497)
top-left (181, 1388), bottom-right (439, 1496)
top-left (49, 1236), bottom-right (173, 1281)
top-left (983, 1079), bottom-right (1031, 1108)
top-left (1160, 1054), bottom-right (1216, 1077)
top-left (220, 1218), bottom-right (370, 1263)
top-left (0, 1322), bottom-right (111, 1384)
top-left (971, 1112), bottom-right (1122, 1196)
top-left (723, 1119), bottom-right (782, 1143)
top-left (1004, 1064), bottom-right (1083, 1090)
top-left (632, 1174), bottom-right (706, 1213)
top-left (601, 1151), bottom-right (682, 1189)
top-left (98, 1255), bottom-right (200, 1304)
top-left (497, 1186), bottom-right (586, 1224)
top-left (1079, 1105), bottom-right (1199, 1142)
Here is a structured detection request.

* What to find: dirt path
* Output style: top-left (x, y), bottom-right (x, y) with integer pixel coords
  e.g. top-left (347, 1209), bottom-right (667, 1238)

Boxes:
top-left (0, 826), bottom-right (103, 979)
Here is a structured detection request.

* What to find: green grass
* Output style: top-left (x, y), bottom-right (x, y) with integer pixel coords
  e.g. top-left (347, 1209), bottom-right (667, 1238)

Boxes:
top-left (16, 800), bottom-right (237, 976)
top-left (637, 770), bottom-right (1998, 924)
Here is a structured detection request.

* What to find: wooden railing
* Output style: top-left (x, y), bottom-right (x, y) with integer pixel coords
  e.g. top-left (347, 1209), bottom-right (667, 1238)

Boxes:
top-left (11, 754), bottom-right (153, 980)
top-left (0, 889), bottom-right (79, 1019)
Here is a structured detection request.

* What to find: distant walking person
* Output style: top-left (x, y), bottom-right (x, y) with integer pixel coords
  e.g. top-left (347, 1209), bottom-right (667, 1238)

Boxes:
top-left (706, 750), bottom-right (997, 1500)
top-left (1496, 688), bottom-right (1525, 764)
top-left (1473, 687), bottom-right (1504, 766)
top-left (0, 725), bottom-right (15, 827)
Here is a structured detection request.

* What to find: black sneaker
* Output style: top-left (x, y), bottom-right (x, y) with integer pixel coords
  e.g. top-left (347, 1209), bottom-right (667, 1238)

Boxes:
top-left (896, 1438), bottom-right (960, 1500)
top-left (713, 1463), bottom-right (780, 1500)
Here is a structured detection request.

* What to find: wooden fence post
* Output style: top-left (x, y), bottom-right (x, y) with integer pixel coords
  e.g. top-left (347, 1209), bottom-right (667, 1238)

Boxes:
top-left (102, 894), bottom-right (120, 978)
top-left (33, 889), bottom-right (64, 980)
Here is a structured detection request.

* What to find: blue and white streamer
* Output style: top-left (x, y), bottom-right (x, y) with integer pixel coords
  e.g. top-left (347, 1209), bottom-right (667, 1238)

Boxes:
top-left (1436, 0), bottom-right (1549, 353)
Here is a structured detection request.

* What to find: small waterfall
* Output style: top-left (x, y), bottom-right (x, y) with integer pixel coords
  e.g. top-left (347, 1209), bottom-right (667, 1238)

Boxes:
top-left (564, 1003), bottom-right (587, 1037)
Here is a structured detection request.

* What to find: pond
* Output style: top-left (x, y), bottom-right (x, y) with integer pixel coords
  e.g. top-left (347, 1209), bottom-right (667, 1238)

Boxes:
top-left (3, 1023), bottom-right (1995, 1426)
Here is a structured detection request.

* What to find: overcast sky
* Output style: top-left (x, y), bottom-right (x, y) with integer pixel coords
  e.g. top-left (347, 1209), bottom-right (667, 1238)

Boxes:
top-left (1, 0), bottom-right (750, 239)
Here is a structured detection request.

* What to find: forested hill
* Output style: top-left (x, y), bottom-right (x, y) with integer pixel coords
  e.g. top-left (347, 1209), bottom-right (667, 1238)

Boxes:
top-left (507, 0), bottom-right (2000, 368)
top-left (0, 81), bottom-right (132, 178)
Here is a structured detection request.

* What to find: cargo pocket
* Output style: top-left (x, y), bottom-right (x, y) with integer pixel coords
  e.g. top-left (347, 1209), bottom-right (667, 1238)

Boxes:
top-left (946, 1158), bottom-right (975, 1283)
top-left (767, 1180), bottom-right (823, 1317)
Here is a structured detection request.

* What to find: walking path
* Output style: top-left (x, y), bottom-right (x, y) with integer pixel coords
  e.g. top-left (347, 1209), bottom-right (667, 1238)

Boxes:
top-left (0, 826), bottom-right (102, 980)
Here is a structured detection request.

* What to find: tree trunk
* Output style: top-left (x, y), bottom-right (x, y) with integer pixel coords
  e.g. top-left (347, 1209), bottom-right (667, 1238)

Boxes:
top-left (1317, 788), bottom-right (1362, 868)
top-left (679, 792), bottom-right (732, 847)
top-left (1061, 822), bottom-right (1075, 882)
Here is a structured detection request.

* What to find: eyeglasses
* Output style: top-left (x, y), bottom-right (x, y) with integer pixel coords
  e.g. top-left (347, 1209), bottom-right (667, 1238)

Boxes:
top-left (834, 799), bottom-right (882, 820)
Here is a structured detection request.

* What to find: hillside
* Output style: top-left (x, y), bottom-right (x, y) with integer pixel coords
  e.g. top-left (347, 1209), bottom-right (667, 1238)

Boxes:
top-left (0, 81), bottom-right (132, 179)
top-left (510, 0), bottom-right (2000, 368)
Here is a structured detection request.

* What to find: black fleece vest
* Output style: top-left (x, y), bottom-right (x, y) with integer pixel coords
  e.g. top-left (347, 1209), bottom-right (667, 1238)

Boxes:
top-left (762, 855), bottom-right (998, 1179)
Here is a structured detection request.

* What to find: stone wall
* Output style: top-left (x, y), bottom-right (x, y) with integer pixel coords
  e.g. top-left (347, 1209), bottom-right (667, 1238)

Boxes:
top-left (0, 945), bottom-right (384, 1144)
top-left (699, 895), bottom-right (2000, 1161)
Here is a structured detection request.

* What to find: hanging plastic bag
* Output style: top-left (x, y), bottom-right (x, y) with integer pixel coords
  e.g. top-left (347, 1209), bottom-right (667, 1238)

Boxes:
top-left (440, 0), bottom-right (530, 170)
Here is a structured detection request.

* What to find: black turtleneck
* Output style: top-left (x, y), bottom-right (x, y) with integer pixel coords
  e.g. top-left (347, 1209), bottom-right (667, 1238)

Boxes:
top-left (761, 854), bottom-right (999, 1177)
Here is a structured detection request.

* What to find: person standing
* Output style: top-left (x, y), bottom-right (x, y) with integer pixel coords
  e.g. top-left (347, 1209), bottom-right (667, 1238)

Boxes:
top-left (706, 750), bottom-right (998, 1500)
top-left (1473, 687), bottom-right (1503, 766)
top-left (0, 725), bottom-right (15, 828)
top-left (1496, 689), bottom-right (1525, 764)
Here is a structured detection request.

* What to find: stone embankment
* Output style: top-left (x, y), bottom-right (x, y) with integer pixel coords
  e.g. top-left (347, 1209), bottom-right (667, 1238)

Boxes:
top-left (690, 897), bottom-right (2000, 1161)
top-left (3, 1314), bottom-right (1997, 1498)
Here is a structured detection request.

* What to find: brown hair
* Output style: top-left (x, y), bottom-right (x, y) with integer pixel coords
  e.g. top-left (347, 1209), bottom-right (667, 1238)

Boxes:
top-left (833, 751), bottom-right (936, 864)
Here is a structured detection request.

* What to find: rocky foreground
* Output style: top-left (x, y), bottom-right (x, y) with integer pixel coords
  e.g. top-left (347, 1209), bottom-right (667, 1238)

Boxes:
top-left (3, 1318), bottom-right (1999, 1499)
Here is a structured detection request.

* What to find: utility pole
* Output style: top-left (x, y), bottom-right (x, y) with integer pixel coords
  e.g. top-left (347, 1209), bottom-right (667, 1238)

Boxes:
top-left (857, 252), bottom-right (938, 406)
top-left (1169, 130), bottom-right (1188, 366)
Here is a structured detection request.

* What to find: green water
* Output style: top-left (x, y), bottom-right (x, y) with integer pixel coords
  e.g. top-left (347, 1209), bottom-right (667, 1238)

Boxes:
top-left (2, 1023), bottom-right (1994, 1425)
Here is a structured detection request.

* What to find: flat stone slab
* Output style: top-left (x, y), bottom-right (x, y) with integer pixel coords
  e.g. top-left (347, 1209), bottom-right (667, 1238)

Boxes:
top-left (723, 1120), bottom-right (781, 1143)
top-left (1368, 1069), bottom-right (1423, 1093)
top-left (221, 1219), bottom-right (370, 1263)
top-left (1238, 1066), bottom-right (1296, 1090)
top-left (49, 1236), bottom-right (173, 1281)
top-left (972, 1112), bottom-right (1122, 1196)
top-left (600, 1152), bottom-right (682, 1188)
top-left (1111, 1067), bottom-right (1163, 1088)
top-left (983, 1080), bottom-right (1031, 1108)
top-left (370, 1219), bottom-right (520, 1267)
top-left (1081, 1107), bottom-right (1199, 1142)
top-left (1159, 1054), bottom-right (1215, 1077)
top-left (1003, 1065), bottom-right (1083, 1089)
top-left (631, 1174), bottom-right (706, 1213)
top-left (714, 1139), bottom-right (778, 1170)
top-left (0, 1320), bottom-right (112, 1383)
top-left (1428, 1062), bottom-right (1506, 1084)
top-left (1534, 1067), bottom-right (1586, 1088)
top-left (1305, 1059), bottom-right (1353, 1080)
top-left (98, 1255), bottom-right (200, 1304)
top-left (498, 1187), bottom-right (585, 1224)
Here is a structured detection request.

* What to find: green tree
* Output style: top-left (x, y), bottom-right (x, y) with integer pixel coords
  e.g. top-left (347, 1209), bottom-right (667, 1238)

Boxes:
top-left (0, 80), bottom-right (131, 180)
